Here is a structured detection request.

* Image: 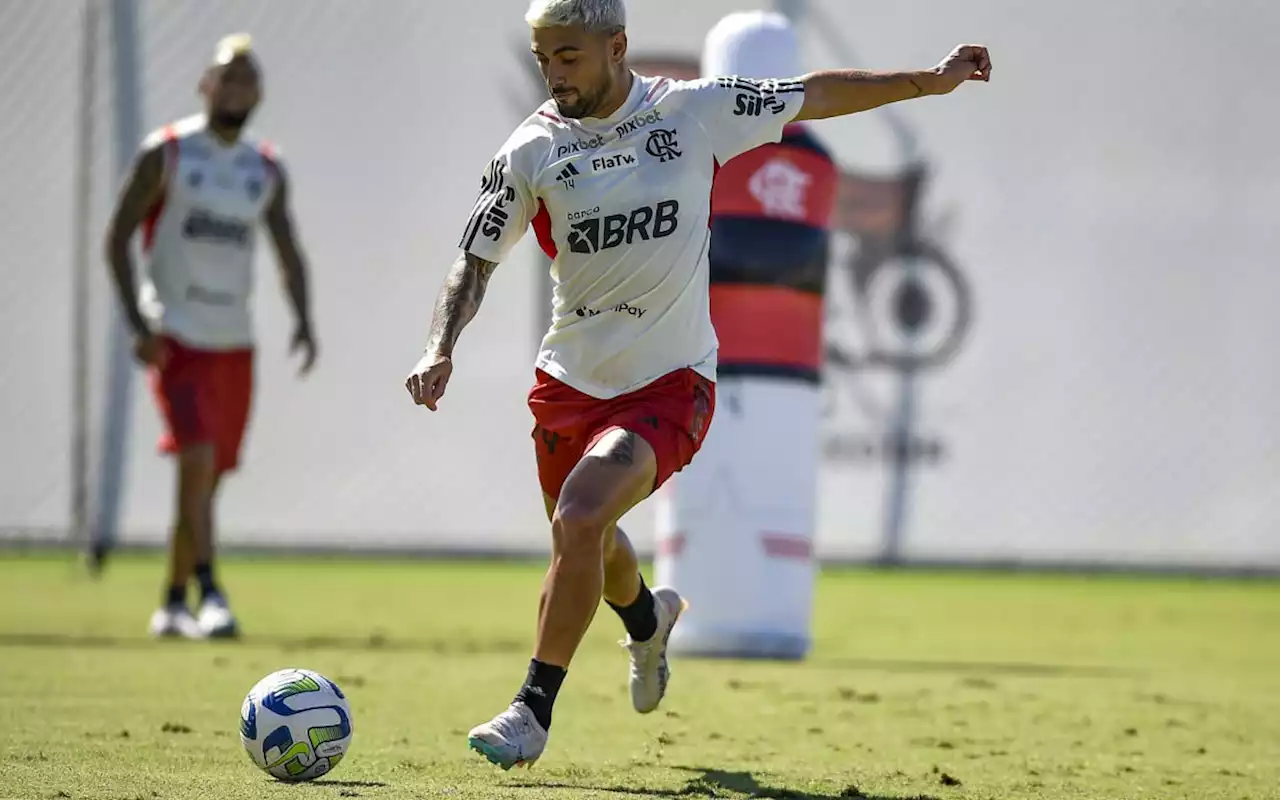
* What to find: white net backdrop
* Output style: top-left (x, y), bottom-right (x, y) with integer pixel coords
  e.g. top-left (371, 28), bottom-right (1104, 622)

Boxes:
top-left (0, 0), bottom-right (1276, 567)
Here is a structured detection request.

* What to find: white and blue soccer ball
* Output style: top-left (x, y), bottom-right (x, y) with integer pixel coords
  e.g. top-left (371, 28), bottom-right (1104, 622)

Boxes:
top-left (240, 668), bottom-right (354, 782)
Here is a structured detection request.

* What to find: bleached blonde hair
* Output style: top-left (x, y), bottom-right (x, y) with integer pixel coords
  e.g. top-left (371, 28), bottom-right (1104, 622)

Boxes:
top-left (213, 32), bottom-right (254, 65)
top-left (525, 0), bottom-right (626, 33)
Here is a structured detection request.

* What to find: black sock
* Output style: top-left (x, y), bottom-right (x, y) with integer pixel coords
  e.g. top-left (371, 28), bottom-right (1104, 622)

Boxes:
top-left (165, 585), bottom-right (186, 607)
top-left (193, 563), bottom-right (220, 602)
top-left (513, 659), bottom-right (566, 731)
top-left (607, 575), bottom-right (658, 642)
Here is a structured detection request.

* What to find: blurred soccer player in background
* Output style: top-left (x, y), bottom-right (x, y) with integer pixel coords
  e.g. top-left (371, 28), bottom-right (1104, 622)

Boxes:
top-left (655, 10), bottom-right (839, 662)
top-left (405, 0), bottom-right (989, 770)
top-left (104, 34), bottom-right (317, 640)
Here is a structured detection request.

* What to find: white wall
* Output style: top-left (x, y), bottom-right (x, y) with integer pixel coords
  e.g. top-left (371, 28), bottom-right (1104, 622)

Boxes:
top-left (0, 1), bottom-right (1276, 568)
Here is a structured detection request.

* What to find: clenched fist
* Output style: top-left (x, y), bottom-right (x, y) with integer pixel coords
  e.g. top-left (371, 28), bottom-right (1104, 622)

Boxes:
top-left (928, 44), bottom-right (992, 95)
top-left (405, 351), bottom-right (453, 411)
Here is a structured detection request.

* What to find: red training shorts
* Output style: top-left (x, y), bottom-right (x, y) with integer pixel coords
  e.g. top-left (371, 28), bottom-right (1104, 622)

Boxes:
top-left (528, 367), bottom-right (716, 500)
top-left (148, 335), bottom-right (254, 473)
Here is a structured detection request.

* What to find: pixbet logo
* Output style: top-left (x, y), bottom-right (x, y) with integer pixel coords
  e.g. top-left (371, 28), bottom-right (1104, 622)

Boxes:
top-left (556, 135), bottom-right (605, 158)
top-left (615, 109), bottom-right (665, 140)
top-left (575, 302), bottom-right (648, 319)
top-left (566, 200), bottom-right (680, 255)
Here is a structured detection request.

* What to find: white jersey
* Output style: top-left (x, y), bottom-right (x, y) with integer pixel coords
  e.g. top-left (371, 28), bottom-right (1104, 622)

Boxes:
top-left (138, 114), bottom-right (281, 350)
top-left (460, 73), bottom-right (805, 399)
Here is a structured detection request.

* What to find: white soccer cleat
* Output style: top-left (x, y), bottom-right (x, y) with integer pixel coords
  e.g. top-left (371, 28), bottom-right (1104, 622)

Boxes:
top-left (467, 703), bottom-right (548, 770)
top-left (148, 604), bottom-right (202, 639)
top-left (196, 594), bottom-right (239, 639)
top-left (625, 585), bottom-right (688, 714)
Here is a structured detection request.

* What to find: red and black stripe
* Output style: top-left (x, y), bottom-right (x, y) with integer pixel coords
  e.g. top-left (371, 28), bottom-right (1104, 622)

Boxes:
top-left (709, 124), bottom-right (838, 384)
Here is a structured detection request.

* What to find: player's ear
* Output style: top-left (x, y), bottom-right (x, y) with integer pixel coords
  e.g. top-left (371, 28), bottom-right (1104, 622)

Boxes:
top-left (610, 30), bottom-right (628, 64)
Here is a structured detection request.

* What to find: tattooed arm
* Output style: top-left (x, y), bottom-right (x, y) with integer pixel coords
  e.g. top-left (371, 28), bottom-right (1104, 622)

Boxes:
top-left (794, 45), bottom-right (991, 121)
top-left (408, 139), bottom-right (532, 411)
top-left (422, 251), bottom-right (499, 359)
top-left (405, 251), bottom-right (499, 411)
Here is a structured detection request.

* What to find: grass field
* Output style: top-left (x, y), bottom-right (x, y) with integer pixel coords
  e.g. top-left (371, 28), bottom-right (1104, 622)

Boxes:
top-left (1, 551), bottom-right (1278, 800)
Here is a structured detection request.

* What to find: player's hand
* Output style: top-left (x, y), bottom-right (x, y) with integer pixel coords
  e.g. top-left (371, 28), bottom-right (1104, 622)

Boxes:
top-left (928, 45), bottom-right (991, 94)
top-left (132, 332), bottom-right (167, 368)
top-left (405, 352), bottom-right (452, 411)
top-left (291, 322), bottom-right (318, 377)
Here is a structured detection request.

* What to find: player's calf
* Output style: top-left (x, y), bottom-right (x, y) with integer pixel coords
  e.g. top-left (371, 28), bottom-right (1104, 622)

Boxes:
top-left (604, 526), bottom-right (658, 643)
top-left (174, 448), bottom-right (239, 638)
top-left (473, 428), bottom-right (657, 765)
top-left (511, 499), bottom-right (613, 732)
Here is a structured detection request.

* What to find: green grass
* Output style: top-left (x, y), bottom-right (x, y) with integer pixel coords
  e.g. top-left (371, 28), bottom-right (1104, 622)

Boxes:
top-left (1, 551), bottom-right (1278, 800)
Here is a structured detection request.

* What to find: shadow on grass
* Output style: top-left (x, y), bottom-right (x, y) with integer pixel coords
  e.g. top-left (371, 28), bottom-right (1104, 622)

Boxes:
top-left (0, 632), bottom-right (524, 655)
top-left (0, 633), bottom-right (1129, 678)
top-left (514, 767), bottom-right (943, 799)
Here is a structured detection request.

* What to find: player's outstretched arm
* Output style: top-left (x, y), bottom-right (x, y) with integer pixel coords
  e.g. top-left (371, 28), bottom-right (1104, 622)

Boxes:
top-left (404, 251), bottom-right (499, 411)
top-left (264, 165), bottom-right (318, 376)
top-left (793, 44), bottom-right (991, 122)
top-left (103, 143), bottom-right (165, 354)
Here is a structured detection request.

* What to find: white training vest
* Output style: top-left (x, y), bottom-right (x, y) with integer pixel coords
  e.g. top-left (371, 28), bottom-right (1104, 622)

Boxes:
top-left (460, 72), bottom-right (805, 399)
top-left (138, 114), bottom-right (281, 350)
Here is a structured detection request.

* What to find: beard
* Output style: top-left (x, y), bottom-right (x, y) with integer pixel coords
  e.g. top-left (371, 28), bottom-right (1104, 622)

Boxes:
top-left (553, 95), bottom-right (593, 119)
top-left (552, 80), bottom-right (610, 119)
top-left (209, 109), bottom-right (253, 129)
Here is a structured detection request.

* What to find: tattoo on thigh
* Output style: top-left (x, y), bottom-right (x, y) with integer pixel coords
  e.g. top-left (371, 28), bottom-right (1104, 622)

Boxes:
top-left (605, 431), bottom-right (637, 466)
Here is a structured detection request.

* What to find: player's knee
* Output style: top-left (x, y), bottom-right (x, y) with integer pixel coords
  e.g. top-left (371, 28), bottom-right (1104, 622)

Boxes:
top-left (177, 444), bottom-right (218, 488)
top-left (551, 500), bottom-right (611, 556)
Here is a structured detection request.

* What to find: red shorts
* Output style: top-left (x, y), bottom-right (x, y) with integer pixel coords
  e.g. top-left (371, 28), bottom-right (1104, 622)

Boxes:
top-left (528, 368), bottom-right (716, 500)
top-left (148, 336), bottom-right (254, 473)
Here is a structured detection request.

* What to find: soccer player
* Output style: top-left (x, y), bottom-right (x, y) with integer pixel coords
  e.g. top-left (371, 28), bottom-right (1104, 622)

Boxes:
top-left (104, 34), bottom-right (317, 640)
top-left (404, 0), bottom-right (990, 769)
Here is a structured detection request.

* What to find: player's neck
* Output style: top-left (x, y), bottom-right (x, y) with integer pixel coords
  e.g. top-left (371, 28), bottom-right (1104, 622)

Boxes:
top-left (206, 122), bottom-right (243, 147)
top-left (591, 69), bottom-right (634, 121)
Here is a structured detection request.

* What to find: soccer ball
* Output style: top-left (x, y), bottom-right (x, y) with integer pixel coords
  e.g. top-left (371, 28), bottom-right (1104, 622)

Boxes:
top-left (239, 668), bottom-right (353, 782)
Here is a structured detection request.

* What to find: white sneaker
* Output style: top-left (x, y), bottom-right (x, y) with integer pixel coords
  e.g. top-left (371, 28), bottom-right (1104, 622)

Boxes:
top-left (467, 703), bottom-right (548, 770)
top-left (625, 586), bottom-right (688, 714)
top-left (196, 594), bottom-right (239, 639)
top-left (148, 604), bottom-right (202, 639)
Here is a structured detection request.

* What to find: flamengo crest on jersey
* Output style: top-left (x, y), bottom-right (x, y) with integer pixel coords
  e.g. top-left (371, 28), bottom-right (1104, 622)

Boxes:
top-left (138, 114), bottom-right (281, 350)
top-left (459, 73), bottom-right (804, 399)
